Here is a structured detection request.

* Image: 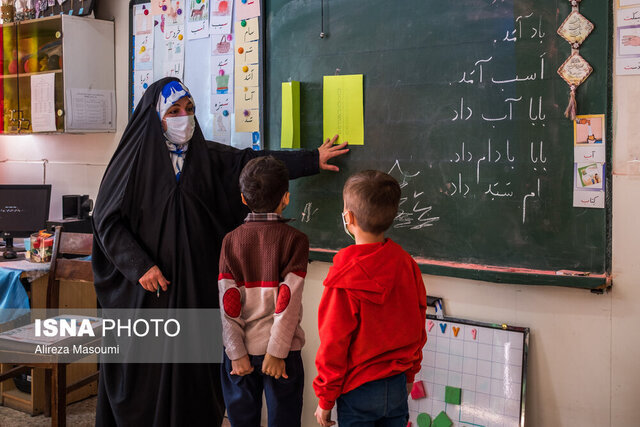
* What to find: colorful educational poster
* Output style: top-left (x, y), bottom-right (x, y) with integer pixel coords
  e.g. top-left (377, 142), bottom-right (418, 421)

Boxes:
top-left (161, 23), bottom-right (185, 79)
top-left (151, 0), bottom-right (169, 16)
top-left (281, 81), bottom-right (300, 149)
top-left (323, 74), bottom-right (364, 145)
top-left (210, 0), bottom-right (233, 34)
top-left (211, 34), bottom-right (233, 55)
top-left (134, 33), bottom-right (154, 71)
top-left (235, 0), bottom-right (260, 20)
top-left (237, 17), bottom-right (259, 43)
top-left (572, 114), bottom-right (605, 208)
top-left (211, 55), bottom-right (233, 93)
top-left (410, 317), bottom-right (527, 427)
top-left (133, 3), bottom-right (153, 35)
top-left (574, 114), bottom-right (604, 145)
top-left (133, 70), bottom-right (153, 110)
top-left (235, 63), bottom-right (258, 86)
top-left (212, 93), bottom-right (232, 144)
top-left (187, 0), bottom-right (209, 39)
top-left (617, 9), bottom-right (640, 74)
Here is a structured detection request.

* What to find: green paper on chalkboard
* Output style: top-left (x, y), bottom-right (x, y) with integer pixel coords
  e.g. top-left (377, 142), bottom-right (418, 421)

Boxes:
top-left (417, 412), bottom-right (432, 427)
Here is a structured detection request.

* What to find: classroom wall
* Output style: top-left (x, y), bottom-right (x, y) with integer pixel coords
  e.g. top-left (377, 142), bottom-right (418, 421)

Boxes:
top-left (0, 2), bottom-right (637, 426)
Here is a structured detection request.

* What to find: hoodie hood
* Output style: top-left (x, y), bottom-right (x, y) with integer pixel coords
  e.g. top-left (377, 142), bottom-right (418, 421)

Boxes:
top-left (323, 239), bottom-right (407, 305)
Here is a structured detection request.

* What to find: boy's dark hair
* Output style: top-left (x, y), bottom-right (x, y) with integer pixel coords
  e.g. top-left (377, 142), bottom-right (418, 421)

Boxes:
top-left (239, 156), bottom-right (289, 213)
top-left (343, 170), bottom-right (401, 234)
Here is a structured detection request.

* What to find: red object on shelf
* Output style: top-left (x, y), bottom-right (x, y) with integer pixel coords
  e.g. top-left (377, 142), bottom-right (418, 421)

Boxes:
top-left (410, 381), bottom-right (427, 400)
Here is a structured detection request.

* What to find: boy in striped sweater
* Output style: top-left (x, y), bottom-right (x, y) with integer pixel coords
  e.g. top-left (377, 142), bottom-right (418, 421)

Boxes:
top-left (218, 156), bottom-right (309, 427)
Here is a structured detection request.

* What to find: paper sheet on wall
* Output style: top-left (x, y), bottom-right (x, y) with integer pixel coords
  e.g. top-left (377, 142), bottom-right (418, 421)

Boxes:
top-left (235, 86), bottom-right (259, 111)
top-left (234, 40), bottom-right (259, 65)
top-left (211, 94), bottom-right (232, 144)
top-left (235, 106), bottom-right (259, 132)
top-left (211, 33), bottom-right (233, 55)
top-left (210, 0), bottom-right (233, 34)
top-left (281, 81), bottom-right (300, 149)
top-left (65, 88), bottom-right (116, 131)
top-left (573, 114), bottom-right (605, 208)
top-left (134, 3), bottom-right (153, 35)
top-left (235, 0), bottom-right (260, 20)
top-left (237, 17), bottom-right (259, 43)
top-left (211, 56), bottom-right (234, 94)
top-left (323, 74), bottom-right (364, 145)
top-left (616, 7), bottom-right (640, 74)
top-left (161, 23), bottom-right (185, 79)
top-left (187, 0), bottom-right (209, 40)
top-left (133, 70), bottom-right (153, 110)
top-left (135, 33), bottom-right (154, 71)
top-left (30, 73), bottom-right (57, 132)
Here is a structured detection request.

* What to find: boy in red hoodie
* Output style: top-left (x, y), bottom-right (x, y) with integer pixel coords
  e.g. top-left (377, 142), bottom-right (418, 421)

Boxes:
top-left (313, 170), bottom-right (427, 427)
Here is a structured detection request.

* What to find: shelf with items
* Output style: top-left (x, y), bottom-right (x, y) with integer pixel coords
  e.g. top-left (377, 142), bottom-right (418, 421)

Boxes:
top-left (1, 14), bottom-right (114, 134)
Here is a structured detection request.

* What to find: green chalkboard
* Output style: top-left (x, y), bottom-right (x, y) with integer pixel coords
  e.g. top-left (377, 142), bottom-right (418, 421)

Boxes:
top-left (264, 0), bottom-right (612, 289)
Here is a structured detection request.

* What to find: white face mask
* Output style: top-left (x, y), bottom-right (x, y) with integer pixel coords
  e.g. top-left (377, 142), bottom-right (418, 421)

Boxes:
top-left (341, 211), bottom-right (355, 241)
top-left (163, 115), bottom-right (195, 145)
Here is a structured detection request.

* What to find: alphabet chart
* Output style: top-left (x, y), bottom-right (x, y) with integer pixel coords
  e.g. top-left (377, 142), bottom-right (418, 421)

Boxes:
top-left (409, 316), bottom-right (529, 427)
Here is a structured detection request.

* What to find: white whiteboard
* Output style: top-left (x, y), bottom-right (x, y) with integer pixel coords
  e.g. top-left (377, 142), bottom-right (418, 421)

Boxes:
top-left (408, 316), bottom-right (529, 427)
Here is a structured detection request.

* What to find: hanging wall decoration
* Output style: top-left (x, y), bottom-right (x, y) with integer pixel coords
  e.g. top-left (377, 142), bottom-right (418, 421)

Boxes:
top-left (557, 0), bottom-right (594, 120)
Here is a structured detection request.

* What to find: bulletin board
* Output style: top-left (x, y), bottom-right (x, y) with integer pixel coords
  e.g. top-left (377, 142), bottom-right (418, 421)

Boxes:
top-left (409, 315), bottom-right (529, 427)
top-left (128, 0), bottom-right (265, 149)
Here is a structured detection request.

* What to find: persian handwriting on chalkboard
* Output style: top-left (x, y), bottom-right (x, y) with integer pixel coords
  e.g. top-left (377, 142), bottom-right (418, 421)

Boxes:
top-left (388, 161), bottom-right (440, 230)
top-left (441, 9), bottom-right (551, 227)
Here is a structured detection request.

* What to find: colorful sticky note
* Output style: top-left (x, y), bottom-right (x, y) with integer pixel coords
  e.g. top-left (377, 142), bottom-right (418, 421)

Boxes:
top-left (281, 81), bottom-right (300, 149)
top-left (432, 412), bottom-right (452, 427)
top-left (444, 386), bottom-right (461, 405)
top-left (323, 74), bottom-right (364, 145)
top-left (416, 413), bottom-right (432, 427)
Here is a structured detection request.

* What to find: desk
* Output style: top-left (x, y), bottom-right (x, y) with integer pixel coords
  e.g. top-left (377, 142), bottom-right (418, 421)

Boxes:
top-left (0, 260), bottom-right (98, 415)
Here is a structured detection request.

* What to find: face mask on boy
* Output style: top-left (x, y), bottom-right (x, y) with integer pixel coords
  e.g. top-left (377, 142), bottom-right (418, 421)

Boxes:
top-left (341, 211), bottom-right (355, 241)
top-left (164, 115), bottom-right (195, 145)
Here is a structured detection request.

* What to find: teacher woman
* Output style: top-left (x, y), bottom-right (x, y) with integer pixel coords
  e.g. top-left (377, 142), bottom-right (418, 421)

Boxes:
top-left (92, 78), bottom-right (348, 426)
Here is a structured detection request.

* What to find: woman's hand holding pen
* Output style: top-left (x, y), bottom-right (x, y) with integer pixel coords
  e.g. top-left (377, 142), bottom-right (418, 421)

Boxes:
top-left (138, 265), bottom-right (170, 295)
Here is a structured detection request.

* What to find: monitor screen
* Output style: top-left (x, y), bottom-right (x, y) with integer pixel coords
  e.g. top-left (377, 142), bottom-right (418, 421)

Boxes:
top-left (0, 185), bottom-right (52, 240)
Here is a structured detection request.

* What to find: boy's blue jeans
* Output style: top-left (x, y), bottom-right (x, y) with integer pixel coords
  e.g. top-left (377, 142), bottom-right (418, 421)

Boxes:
top-left (221, 350), bottom-right (304, 427)
top-left (337, 373), bottom-right (409, 427)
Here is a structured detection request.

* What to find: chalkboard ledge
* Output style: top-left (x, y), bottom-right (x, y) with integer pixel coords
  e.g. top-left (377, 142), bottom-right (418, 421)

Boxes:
top-left (308, 249), bottom-right (610, 290)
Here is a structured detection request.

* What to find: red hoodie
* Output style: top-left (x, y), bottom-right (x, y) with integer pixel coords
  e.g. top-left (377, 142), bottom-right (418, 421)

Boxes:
top-left (313, 239), bottom-right (427, 410)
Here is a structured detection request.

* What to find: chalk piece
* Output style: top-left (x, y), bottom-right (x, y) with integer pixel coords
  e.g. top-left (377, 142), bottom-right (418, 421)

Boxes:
top-left (444, 386), bottom-right (461, 405)
top-left (452, 326), bottom-right (460, 337)
top-left (432, 412), bottom-right (452, 427)
top-left (439, 323), bottom-right (446, 334)
top-left (427, 320), bottom-right (434, 332)
top-left (416, 412), bottom-right (431, 427)
top-left (410, 381), bottom-right (426, 400)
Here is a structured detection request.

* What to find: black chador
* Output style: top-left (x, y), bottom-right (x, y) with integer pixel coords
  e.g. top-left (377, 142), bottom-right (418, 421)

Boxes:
top-left (92, 77), bottom-right (318, 426)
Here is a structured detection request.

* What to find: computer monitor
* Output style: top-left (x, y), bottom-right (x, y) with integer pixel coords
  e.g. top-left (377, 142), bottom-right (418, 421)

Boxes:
top-left (0, 185), bottom-right (52, 256)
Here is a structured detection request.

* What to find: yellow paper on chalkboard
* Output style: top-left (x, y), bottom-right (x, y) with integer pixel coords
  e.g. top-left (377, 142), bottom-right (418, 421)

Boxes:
top-left (323, 74), bottom-right (364, 145)
top-left (281, 81), bottom-right (300, 148)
